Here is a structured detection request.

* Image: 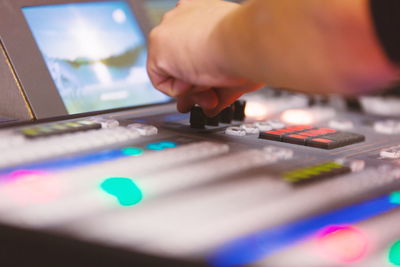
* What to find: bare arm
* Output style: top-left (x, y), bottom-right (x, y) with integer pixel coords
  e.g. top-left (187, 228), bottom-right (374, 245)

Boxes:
top-left (213, 0), bottom-right (398, 94)
top-left (147, 0), bottom-right (399, 116)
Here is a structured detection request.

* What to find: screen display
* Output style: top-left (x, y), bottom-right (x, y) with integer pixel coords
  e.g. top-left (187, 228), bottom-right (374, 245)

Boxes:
top-left (23, 1), bottom-right (170, 115)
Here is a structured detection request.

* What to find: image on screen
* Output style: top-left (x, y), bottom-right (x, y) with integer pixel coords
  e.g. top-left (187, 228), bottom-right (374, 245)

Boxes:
top-left (23, 1), bottom-right (170, 115)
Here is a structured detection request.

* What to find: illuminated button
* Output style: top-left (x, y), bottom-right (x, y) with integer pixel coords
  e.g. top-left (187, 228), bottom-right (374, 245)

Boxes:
top-left (101, 177), bottom-right (143, 206)
top-left (146, 141), bottom-right (177, 151)
top-left (282, 134), bottom-right (309, 145)
top-left (329, 119), bottom-right (354, 131)
top-left (283, 162), bottom-right (350, 184)
top-left (127, 123), bottom-right (158, 136)
top-left (121, 147), bottom-right (144, 156)
top-left (389, 240), bottom-right (400, 266)
top-left (380, 145), bottom-right (400, 159)
top-left (225, 127), bottom-right (246, 137)
top-left (21, 120), bottom-right (102, 139)
top-left (317, 225), bottom-right (368, 263)
top-left (259, 130), bottom-right (285, 141)
top-left (389, 192), bottom-right (400, 205)
top-left (255, 122), bottom-right (273, 132)
top-left (240, 124), bottom-right (259, 134)
top-left (308, 132), bottom-right (365, 150)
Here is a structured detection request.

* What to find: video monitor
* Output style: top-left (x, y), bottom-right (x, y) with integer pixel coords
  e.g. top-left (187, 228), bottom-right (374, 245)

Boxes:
top-left (21, 1), bottom-right (170, 115)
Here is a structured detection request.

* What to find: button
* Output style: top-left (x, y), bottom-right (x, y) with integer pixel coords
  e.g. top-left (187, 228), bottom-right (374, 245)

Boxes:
top-left (374, 120), bottom-right (400, 135)
top-left (225, 127), bottom-right (246, 136)
top-left (101, 177), bottom-right (143, 206)
top-left (308, 132), bottom-right (365, 149)
top-left (329, 119), bottom-right (354, 131)
top-left (190, 106), bottom-right (206, 129)
top-left (282, 134), bottom-right (309, 145)
top-left (241, 124), bottom-right (259, 134)
top-left (259, 130), bottom-right (286, 141)
top-left (90, 118), bottom-right (120, 129)
top-left (255, 122), bottom-right (273, 131)
top-left (127, 123), bottom-right (158, 136)
top-left (146, 141), bottom-right (177, 151)
top-left (380, 145), bottom-right (400, 159)
top-left (219, 106), bottom-right (234, 124)
top-left (266, 119), bottom-right (285, 129)
top-left (233, 100), bottom-right (246, 121)
top-left (206, 114), bottom-right (220, 126)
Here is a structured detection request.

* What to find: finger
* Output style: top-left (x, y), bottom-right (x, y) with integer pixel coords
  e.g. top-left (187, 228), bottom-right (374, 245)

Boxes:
top-left (176, 94), bottom-right (195, 113)
top-left (203, 88), bottom-right (244, 117)
top-left (190, 90), bottom-right (218, 110)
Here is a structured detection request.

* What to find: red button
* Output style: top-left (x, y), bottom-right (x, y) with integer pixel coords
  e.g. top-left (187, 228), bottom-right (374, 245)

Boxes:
top-left (288, 134), bottom-right (309, 139)
top-left (312, 138), bottom-right (333, 143)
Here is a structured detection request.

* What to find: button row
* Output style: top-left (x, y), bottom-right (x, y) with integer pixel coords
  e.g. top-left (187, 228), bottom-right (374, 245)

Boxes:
top-left (0, 125), bottom-right (158, 169)
top-left (259, 125), bottom-right (365, 150)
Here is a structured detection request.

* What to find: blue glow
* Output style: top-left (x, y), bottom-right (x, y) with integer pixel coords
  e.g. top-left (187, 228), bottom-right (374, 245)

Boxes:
top-left (209, 195), bottom-right (400, 267)
top-left (0, 149), bottom-right (127, 176)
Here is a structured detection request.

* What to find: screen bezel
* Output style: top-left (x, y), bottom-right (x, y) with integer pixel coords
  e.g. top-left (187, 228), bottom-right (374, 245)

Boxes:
top-left (0, 0), bottom-right (170, 119)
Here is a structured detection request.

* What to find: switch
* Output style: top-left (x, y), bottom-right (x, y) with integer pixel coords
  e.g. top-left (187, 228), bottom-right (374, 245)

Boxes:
top-left (219, 106), bottom-right (234, 124)
top-left (233, 100), bottom-right (246, 121)
top-left (190, 106), bottom-right (206, 129)
top-left (206, 114), bottom-right (220, 126)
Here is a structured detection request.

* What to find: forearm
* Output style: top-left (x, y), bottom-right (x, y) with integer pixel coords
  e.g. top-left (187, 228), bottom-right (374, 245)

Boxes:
top-left (212, 0), bottom-right (398, 94)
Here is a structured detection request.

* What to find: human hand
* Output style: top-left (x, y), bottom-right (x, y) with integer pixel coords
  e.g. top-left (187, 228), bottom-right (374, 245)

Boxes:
top-left (147, 0), bottom-right (263, 116)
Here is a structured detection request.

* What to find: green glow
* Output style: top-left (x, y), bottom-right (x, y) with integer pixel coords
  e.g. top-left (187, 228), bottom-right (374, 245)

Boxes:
top-left (389, 240), bottom-right (400, 266)
top-left (390, 192), bottom-right (400, 205)
top-left (146, 141), bottom-right (177, 151)
top-left (101, 177), bottom-right (143, 206)
top-left (122, 147), bottom-right (144, 156)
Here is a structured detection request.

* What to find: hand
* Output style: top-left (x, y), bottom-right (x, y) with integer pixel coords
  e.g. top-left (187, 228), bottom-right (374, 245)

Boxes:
top-left (147, 0), bottom-right (263, 116)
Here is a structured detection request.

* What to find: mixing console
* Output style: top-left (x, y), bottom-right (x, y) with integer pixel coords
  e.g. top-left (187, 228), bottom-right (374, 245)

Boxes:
top-left (0, 91), bottom-right (400, 267)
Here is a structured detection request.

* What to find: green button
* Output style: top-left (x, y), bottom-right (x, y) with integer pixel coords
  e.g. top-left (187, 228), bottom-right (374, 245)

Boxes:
top-left (390, 192), bottom-right (400, 205)
top-left (389, 240), bottom-right (400, 266)
top-left (122, 147), bottom-right (144, 156)
top-left (101, 177), bottom-right (143, 206)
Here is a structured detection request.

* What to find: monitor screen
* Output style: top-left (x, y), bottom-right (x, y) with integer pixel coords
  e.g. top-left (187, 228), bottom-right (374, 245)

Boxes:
top-left (22, 1), bottom-right (170, 115)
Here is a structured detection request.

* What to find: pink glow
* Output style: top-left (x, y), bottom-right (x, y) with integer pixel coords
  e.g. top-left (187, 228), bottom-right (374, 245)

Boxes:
top-left (316, 225), bottom-right (369, 263)
top-left (4, 170), bottom-right (63, 204)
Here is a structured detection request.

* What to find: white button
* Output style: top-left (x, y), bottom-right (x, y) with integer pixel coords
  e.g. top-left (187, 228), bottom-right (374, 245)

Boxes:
top-left (350, 160), bottom-right (365, 172)
top-left (127, 123), bottom-right (158, 136)
top-left (266, 120), bottom-right (285, 129)
top-left (225, 127), bottom-right (246, 137)
top-left (380, 145), bottom-right (400, 159)
top-left (240, 124), bottom-right (259, 134)
top-left (329, 119), bottom-right (354, 131)
top-left (374, 120), bottom-right (400, 135)
top-left (255, 122), bottom-right (273, 131)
